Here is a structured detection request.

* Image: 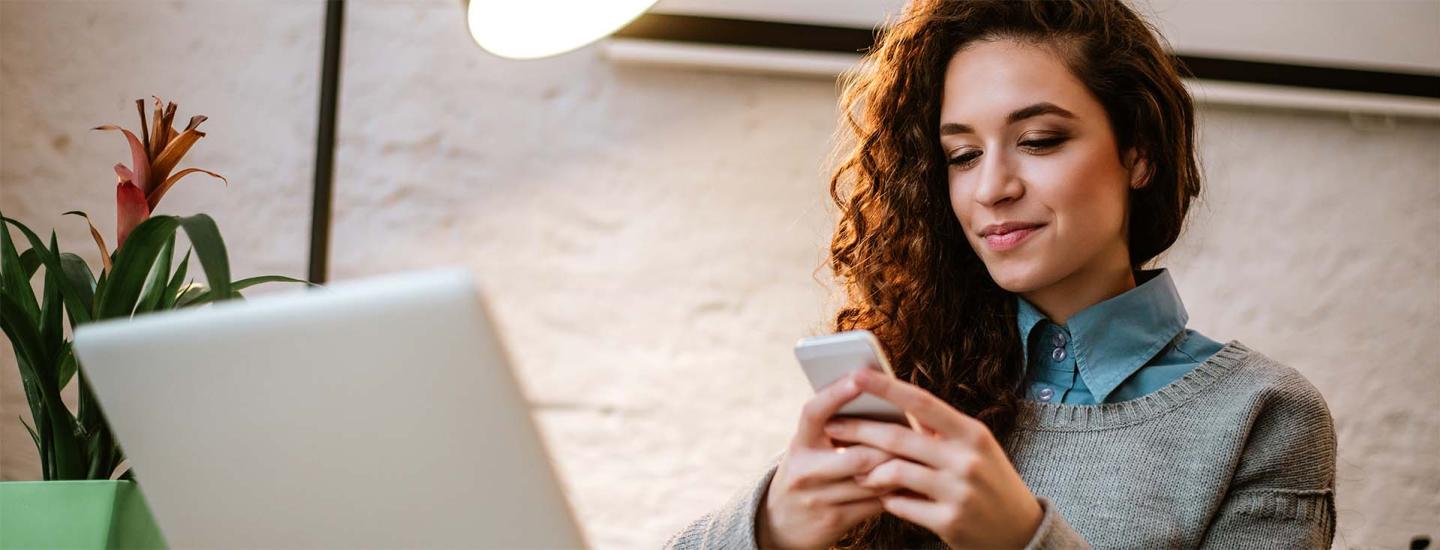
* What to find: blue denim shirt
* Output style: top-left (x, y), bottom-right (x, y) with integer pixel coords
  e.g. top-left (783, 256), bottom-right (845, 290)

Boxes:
top-left (1016, 268), bottom-right (1225, 404)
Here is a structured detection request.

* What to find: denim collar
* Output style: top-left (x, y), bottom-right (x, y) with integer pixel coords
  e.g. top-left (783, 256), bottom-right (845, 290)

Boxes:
top-left (1015, 268), bottom-right (1189, 403)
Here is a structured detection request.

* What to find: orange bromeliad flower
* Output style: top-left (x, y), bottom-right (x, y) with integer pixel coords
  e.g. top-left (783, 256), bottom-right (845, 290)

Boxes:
top-left (93, 97), bottom-right (227, 249)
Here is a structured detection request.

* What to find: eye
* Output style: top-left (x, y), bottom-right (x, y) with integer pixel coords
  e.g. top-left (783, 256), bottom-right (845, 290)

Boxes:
top-left (947, 150), bottom-right (981, 168)
top-left (1020, 136), bottom-right (1068, 150)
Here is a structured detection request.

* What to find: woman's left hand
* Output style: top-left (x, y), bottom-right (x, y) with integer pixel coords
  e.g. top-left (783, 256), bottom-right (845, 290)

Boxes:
top-left (822, 367), bottom-right (1044, 550)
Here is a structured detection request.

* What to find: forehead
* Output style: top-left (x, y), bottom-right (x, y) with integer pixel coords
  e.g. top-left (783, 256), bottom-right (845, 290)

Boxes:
top-left (939, 39), bottom-right (1097, 126)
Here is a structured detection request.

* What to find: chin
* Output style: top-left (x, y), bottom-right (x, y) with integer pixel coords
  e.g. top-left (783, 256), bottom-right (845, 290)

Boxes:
top-left (982, 259), bottom-right (1053, 294)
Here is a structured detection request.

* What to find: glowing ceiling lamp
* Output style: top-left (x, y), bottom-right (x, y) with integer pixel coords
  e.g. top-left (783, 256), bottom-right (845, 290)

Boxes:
top-left (464, 0), bottom-right (660, 60)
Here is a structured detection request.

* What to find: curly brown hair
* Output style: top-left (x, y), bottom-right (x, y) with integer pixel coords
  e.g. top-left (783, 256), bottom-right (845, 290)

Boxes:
top-left (824, 0), bottom-right (1201, 546)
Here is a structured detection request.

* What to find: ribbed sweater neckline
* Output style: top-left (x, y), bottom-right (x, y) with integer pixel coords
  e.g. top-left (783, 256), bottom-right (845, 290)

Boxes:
top-left (1015, 340), bottom-right (1255, 431)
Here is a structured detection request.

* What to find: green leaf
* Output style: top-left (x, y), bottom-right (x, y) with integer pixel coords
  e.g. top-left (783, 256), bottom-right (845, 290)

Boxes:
top-left (2, 215), bottom-right (93, 326)
top-left (0, 212), bottom-right (39, 322)
top-left (38, 276), bottom-right (63, 360)
top-left (18, 375), bottom-right (51, 480)
top-left (133, 234), bottom-right (175, 315)
top-left (19, 248), bottom-right (41, 279)
top-left (78, 369), bottom-right (117, 479)
top-left (0, 289), bottom-right (83, 478)
top-left (158, 248), bottom-right (190, 310)
top-left (1, 287), bottom-right (52, 373)
top-left (38, 233), bottom-right (65, 351)
top-left (20, 416), bottom-right (41, 457)
top-left (56, 342), bottom-right (78, 392)
top-left (96, 214), bottom-right (236, 317)
top-left (57, 253), bottom-right (97, 327)
top-left (96, 216), bottom-right (181, 320)
top-left (233, 274), bottom-right (315, 290)
top-left (174, 282), bottom-right (208, 308)
top-left (76, 362), bottom-right (99, 434)
top-left (46, 413), bottom-right (85, 480)
top-left (177, 274), bottom-right (313, 307)
top-left (177, 290), bottom-right (217, 307)
top-left (17, 373), bottom-right (44, 434)
top-left (177, 214), bottom-right (232, 302)
top-left (84, 417), bottom-right (113, 479)
top-left (109, 443), bottom-right (125, 477)
top-left (20, 413), bottom-right (53, 481)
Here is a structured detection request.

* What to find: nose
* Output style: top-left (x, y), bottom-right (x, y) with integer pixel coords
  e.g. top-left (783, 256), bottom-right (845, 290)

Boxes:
top-left (972, 150), bottom-right (1024, 206)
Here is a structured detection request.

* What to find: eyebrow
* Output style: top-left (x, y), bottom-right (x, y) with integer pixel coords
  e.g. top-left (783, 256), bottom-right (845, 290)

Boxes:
top-left (939, 102), bottom-right (1077, 136)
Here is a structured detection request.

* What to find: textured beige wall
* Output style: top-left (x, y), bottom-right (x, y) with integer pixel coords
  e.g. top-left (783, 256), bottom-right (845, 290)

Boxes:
top-left (4, 1), bottom-right (1438, 549)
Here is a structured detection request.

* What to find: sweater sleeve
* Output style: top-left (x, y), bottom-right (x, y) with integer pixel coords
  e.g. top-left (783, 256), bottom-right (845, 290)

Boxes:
top-left (664, 452), bottom-right (785, 550)
top-left (1198, 368), bottom-right (1338, 549)
top-left (1019, 495), bottom-right (1093, 549)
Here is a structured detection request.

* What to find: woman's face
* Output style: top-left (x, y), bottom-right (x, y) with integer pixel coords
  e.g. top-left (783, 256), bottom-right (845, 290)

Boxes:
top-left (940, 39), bottom-right (1147, 298)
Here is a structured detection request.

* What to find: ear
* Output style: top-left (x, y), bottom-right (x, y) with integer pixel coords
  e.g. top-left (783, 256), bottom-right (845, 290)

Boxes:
top-left (1124, 148), bottom-right (1151, 190)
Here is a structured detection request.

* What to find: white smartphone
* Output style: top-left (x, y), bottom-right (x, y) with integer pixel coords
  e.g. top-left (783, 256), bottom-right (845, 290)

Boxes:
top-left (794, 329), bottom-right (920, 430)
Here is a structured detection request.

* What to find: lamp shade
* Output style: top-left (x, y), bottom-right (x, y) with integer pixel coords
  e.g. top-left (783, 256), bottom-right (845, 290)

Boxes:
top-left (465, 0), bottom-right (659, 60)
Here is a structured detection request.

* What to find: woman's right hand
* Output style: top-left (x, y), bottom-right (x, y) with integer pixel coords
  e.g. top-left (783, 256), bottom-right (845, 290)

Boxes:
top-left (757, 372), bottom-right (894, 549)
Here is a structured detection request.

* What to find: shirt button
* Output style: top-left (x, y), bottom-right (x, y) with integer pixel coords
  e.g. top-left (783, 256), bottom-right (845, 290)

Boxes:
top-left (1051, 346), bottom-right (1067, 362)
top-left (1037, 387), bottom-right (1055, 401)
top-left (1051, 331), bottom-right (1067, 347)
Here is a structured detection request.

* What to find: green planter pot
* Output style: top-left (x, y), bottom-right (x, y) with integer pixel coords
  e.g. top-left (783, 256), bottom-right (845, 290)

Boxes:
top-left (0, 480), bottom-right (166, 548)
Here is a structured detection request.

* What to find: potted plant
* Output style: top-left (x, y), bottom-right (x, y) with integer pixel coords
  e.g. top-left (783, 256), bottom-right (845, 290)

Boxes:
top-left (0, 97), bottom-right (310, 548)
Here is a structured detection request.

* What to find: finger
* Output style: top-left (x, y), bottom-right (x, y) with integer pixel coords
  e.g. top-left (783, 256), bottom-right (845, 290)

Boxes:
top-left (800, 480), bottom-right (891, 506)
top-left (878, 493), bottom-right (952, 536)
top-left (824, 417), bottom-right (950, 468)
top-left (796, 373), bottom-right (864, 447)
top-left (831, 497), bottom-right (887, 529)
top-left (808, 444), bottom-right (894, 480)
top-left (858, 458), bottom-right (958, 502)
top-left (852, 368), bottom-right (978, 438)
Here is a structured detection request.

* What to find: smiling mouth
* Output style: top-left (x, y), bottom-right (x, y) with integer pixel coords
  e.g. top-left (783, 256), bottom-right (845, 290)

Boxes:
top-left (982, 225), bottom-right (1044, 252)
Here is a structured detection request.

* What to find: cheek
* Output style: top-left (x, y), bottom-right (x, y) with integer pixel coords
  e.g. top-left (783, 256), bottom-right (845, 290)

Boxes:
top-left (949, 181), bottom-right (993, 258)
top-left (1043, 154), bottom-right (1130, 234)
top-left (948, 176), bottom-right (974, 227)
top-left (948, 179), bottom-right (982, 247)
top-left (947, 180), bottom-right (962, 221)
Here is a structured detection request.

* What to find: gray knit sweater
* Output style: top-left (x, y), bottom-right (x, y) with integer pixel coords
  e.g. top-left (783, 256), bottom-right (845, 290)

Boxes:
top-left (665, 340), bottom-right (1337, 549)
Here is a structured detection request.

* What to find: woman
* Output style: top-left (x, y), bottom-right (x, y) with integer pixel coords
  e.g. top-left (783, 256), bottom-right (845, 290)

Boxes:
top-left (667, 0), bottom-right (1337, 548)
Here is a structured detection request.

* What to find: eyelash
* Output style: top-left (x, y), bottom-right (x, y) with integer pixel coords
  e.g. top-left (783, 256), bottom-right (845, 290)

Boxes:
top-left (947, 137), bottom-right (1068, 168)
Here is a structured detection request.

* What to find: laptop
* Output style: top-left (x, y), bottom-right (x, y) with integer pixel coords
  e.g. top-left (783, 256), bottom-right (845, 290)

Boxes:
top-left (72, 268), bottom-right (588, 549)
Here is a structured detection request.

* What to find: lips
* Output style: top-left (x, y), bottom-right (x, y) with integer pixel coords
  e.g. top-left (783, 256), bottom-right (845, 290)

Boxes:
top-left (978, 221), bottom-right (1044, 237)
top-left (981, 224), bottom-right (1044, 252)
